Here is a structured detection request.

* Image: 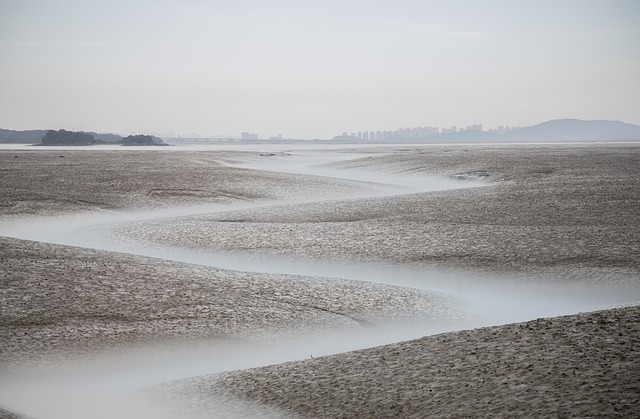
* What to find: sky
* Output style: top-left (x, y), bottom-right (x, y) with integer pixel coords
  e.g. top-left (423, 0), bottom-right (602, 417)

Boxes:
top-left (1, 0), bottom-right (639, 139)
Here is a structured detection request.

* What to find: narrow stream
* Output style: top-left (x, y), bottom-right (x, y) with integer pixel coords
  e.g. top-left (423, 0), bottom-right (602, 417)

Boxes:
top-left (1, 146), bottom-right (639, 418)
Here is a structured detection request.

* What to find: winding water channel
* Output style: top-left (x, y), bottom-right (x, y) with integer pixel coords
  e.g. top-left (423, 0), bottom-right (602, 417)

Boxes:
top-left (2, 145), bottom-right (639, 418)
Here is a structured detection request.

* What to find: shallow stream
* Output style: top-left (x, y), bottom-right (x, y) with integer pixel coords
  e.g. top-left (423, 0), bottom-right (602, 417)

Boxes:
top-left (1, 145), bottom-right (639, 418)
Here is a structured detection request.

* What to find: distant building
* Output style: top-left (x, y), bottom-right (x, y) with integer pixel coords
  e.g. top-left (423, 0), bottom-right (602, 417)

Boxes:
top-left (241, 132), bottom-right (259, 140)
top-left (441, 126), bottom-right (454, 134)
top-left (333, 122), bottom-right (498, 141)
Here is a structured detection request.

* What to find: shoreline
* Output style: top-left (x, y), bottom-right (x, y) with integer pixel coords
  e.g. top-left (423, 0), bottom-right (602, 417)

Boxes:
top-left (1, 143), bottom-right (639, 417)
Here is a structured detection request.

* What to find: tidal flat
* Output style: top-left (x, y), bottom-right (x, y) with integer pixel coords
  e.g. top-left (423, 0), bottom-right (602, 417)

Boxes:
top-left (0, 143), bottom-right (639, 418)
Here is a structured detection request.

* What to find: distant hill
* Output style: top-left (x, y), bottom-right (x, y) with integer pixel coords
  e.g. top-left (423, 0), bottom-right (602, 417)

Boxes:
top-left (121, 134), bottom-right (166, 146)
top-left (332, 119), bottom-right (640, 143)
top-left (427, 119), bottom-right (640, 142)
top-left (0, 129), bottom-right (165, 145)
top-left (92, 132), bottom-right (123, 143)
top-left (0, 129), bottom-right (124, 144)
top-left (0, 129), bottom-right (47, 144)
top-left (41, 129), bottom-right (101, 145)
top-left (503, 119), bottom-right (640, 141)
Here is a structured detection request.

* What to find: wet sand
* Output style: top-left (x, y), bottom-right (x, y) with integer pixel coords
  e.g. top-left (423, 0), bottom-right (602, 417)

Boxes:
top-left (112, 143), bottom-right (640, 280)
top-left (0, 236), bottom-right (463, 368)
top-left (0, 149), bottom-right (385, 217)
top-left (1, 143), bottom-right (639, 417)
top-left (164, 306), bottom-right (639, 418)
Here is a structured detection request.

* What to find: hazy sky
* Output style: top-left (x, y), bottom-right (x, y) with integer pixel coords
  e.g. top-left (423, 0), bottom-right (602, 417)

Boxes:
top-left (1, 0), bottom-right (639, 139)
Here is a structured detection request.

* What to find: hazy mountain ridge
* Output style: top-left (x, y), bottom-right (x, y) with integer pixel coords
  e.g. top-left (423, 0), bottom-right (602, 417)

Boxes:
top-left (505, 119), bottom-right (640, 141)
top-left (333, 119), bottom-right (640, 143)
top-left (417, 119), bottom-right (640, 142)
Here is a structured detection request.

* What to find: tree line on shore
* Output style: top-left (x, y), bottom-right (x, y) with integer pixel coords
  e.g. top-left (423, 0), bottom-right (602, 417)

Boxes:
top-left (40, 129), bottom-right (165, 146)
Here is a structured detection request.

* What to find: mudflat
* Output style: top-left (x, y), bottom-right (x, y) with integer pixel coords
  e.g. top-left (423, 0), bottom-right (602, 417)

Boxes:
top-left (157, 306), bottom-right (640, 418)
top-left (1, 143), bottom-right (639, 418)
top-left (110, 143), bottom-right (640, 280)
top-left (0, 236), bottom-right (463, 367)
top-left (0, 149), bottom-right (382, 216)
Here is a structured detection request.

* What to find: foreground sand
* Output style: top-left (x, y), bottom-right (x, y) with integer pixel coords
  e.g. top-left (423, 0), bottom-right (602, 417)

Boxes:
top-left (152, 306), bottom-right (640, 418)
top-left (1, 143), bottom-right (639, 417)
top-left (0, 236), bottom-right (463, 368)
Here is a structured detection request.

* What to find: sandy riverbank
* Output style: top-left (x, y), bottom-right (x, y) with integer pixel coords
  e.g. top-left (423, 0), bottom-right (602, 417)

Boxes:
top-left (1, 143), bottom-right (639, 417)
top-left (155, 305), bottom-right (639, 418)
top-left (110, 143), bottom-right (640, 281)
top-left (0, 236), bottom-right (465, 368)
top-left (0, 149), bottom-right (387, 217)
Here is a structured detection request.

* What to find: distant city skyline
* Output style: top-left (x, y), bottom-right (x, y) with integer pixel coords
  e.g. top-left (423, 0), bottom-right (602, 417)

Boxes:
top-left (334, 122), bottom-right (529, 141)
top-left (143, 122), bottom-right (518, 140)
top-left (150, 122), bottom-right (520, 140)
top-left (1, 0), bottom-right (639, 139)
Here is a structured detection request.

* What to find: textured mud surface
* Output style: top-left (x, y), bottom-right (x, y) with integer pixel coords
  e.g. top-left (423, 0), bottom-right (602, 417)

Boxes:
top-left (114, 144), bottom-right (640, 280)
top-left (0, 406), bottom-right (28, 419)
top-left (1, 144), bottom-right (639, 418)
top-left (0, 236), bottom-right (462, 368)
top-left (174, 306), bottom-right (639, 418)
top-left (0, 149), bottom-right (383, 216)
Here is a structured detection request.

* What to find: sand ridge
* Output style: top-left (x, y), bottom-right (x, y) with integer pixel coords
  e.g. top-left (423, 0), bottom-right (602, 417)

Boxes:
top-left (0, 149), bottom-right (388, 217)
top-left (111, 144), bottom-right (640, 280)
top-left (0, 236), bottom-right (464, 368)
top-left (1, 143), bottom-right (639, 417)
top-left (184, 306), bottom-right (639, 418)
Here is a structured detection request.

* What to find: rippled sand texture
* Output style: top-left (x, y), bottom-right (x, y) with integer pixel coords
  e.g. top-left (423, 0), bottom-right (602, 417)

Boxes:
top-left (170, 306), bottom-right (638, 418)
top-left (0, 149), bottom-right (387, 216)
top-left (1, 143), bottom-right (639, 418)
top-left (113, 143), bottom-right (640, 281)
top-left (0, 236), bottom-right (464, 368)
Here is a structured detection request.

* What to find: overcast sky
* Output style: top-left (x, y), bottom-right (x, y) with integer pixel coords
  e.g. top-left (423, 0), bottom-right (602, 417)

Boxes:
top-left (1, 0), bottom-right (638, 139)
